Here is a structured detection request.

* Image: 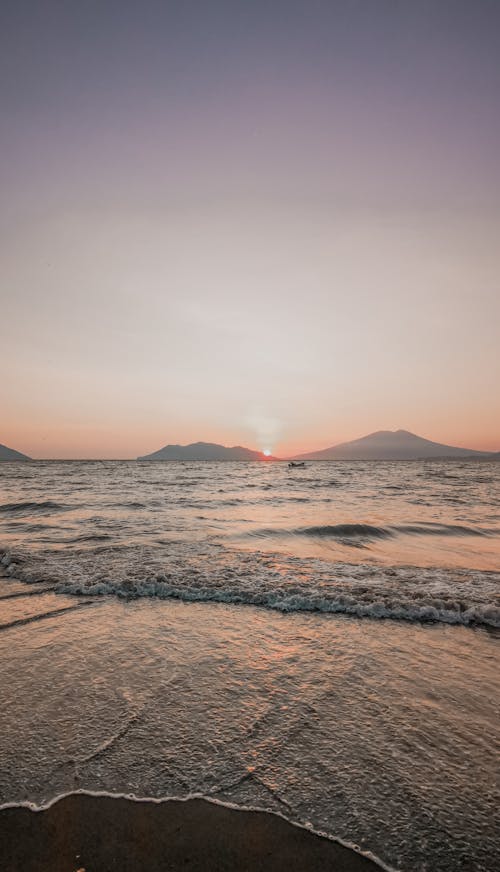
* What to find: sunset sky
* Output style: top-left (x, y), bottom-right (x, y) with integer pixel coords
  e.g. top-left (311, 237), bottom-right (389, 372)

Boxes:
top-left (1, 1), bottom-right (499, 458)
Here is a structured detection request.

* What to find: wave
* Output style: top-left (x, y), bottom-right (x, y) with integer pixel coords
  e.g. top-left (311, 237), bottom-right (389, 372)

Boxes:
top-left (393, 523), bottom-right (490, 537)
top-left (0, 500), bottom-right (71, 517)
top-left (1, 545), bottom-right (499, 629)
top-left (59, 580), bottom-right (500, 628)
top-left (247, 524), bottom-right (391, 543)
top-left (248, 522), bottom-right (494, 544)
top-left (299, 524), bottom-right (393, 540)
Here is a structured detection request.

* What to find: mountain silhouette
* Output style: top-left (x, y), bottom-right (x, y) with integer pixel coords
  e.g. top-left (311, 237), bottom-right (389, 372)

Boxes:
top-left (294, 429), bottom-right (496, 461)
top-left (138, 441), bottom-right (277, 461)
top-left (0, 442), bottom-right (30, 461)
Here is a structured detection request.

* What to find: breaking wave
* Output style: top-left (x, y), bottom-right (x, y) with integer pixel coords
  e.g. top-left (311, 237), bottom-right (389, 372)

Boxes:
top-left (1, 544), bottom-right (499, 629)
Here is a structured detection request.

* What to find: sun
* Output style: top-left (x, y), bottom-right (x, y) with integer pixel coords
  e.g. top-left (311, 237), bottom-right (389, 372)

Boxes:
top-left (263, 449), bottom-right (271, 457)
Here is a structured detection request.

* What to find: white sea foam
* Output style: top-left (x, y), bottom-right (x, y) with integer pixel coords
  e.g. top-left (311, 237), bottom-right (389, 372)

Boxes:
top-left (1, 544), bottom-right (499, 628)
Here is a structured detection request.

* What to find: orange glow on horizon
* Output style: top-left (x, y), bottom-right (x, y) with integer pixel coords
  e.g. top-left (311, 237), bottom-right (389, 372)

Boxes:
top-left (1, 420), bottom-right (499, 461)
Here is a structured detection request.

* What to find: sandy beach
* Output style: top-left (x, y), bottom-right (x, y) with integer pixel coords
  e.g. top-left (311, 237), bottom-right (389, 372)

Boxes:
top-left (0, 793), bottom-right (379, 871)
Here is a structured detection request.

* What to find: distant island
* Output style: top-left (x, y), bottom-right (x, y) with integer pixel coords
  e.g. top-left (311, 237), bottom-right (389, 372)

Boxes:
top-left (2, 432), bottom-right (498, 462)
top-left (0, 442), bottom-right (30, 461)
top-left (293, 429), bottom-right (498, 461)
top-left (138, 441), bottom-right (279, 461)
top-left (137, 431), bottom-right (499, 462)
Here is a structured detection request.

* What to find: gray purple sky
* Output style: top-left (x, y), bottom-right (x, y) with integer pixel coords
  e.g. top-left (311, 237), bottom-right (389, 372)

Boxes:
top-left (1, 0), bottom-right (499, 458)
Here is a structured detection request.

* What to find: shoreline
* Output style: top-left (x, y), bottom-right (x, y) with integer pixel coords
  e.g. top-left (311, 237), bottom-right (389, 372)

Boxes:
top-left (1, 552), bottom-right (498, 870)
top-left (0, 792), bottom-right (383, 871)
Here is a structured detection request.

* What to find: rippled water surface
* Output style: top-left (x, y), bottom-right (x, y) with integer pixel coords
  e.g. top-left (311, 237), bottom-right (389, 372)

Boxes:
top-left (1, 460), bottom-right (499, 625)
top-left (1, 460), bottom-right (499, 871)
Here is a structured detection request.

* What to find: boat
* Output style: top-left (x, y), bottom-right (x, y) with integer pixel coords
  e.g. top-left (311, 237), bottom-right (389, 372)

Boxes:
top-left (288, 461), bottom-right (306, 468)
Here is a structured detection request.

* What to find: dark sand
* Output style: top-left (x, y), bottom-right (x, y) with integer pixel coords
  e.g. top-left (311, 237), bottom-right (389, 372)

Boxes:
top-left (0, 793), bottom-right (380, 871)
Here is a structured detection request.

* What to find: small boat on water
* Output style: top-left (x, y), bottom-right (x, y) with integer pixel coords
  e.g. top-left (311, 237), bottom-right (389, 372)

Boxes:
top-left (288, 461), bottom-right (306, 468)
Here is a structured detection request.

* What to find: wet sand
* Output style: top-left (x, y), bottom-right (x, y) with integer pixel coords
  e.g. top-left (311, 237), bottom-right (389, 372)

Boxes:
top-left (0, 793), bottom-right (380, 871)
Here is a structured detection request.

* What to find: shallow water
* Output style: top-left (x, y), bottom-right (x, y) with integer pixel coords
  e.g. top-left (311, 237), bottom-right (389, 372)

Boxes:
top-left (0, 597), bottom-right (498, 871)
top-left (1, 460), bottom-right (499, 870)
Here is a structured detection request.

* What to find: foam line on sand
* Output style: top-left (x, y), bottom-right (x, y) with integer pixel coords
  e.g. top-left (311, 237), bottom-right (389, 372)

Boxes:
top-left (0, 792), bottom-right (387, 871)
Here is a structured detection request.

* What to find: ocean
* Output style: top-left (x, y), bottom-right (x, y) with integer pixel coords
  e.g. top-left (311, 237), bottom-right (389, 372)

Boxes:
top-left (1, 459), bottom-right (499, 870)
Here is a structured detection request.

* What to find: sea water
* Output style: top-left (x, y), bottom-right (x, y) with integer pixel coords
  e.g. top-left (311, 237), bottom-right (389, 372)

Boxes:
top-left (0, 460), bottom-right (499, 870)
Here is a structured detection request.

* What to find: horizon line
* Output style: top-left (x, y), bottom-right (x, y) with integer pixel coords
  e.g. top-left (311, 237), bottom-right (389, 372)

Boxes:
top-left (2, 427), bottom-right (499, 461)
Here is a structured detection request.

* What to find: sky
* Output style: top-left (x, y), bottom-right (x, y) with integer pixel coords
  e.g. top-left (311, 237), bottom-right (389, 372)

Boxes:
top-left (1, 0), bottom-right (499, 458)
